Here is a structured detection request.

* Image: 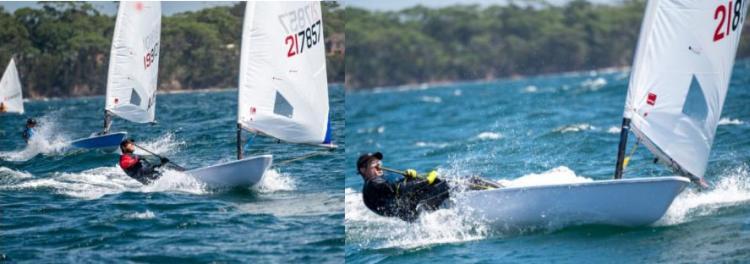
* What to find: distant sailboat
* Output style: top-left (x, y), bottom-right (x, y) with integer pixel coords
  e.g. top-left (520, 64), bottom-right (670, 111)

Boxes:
top-left (69, 1), bottom-right (161, 150)
top-left (0, 58), bottom-right (23, 114)
top-left (185, 1), bottom-right (334, 187)
top-left (456, 0), bottom-right (748, 227)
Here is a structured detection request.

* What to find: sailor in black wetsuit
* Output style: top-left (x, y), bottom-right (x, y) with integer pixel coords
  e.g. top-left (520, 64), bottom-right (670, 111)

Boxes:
top-left (118, 139), bottom-right (170, 185)
top-left (357, 152), bottom-right (450, 222)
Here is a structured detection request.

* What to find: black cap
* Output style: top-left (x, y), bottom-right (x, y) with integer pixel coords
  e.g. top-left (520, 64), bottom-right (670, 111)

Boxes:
top-left (26, 118), bottom-right (37, 125)
top-left (357, 152), bottom-right (383, 170)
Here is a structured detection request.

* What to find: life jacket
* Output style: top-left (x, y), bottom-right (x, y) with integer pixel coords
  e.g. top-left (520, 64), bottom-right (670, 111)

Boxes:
top-left (119, 153), bottom-right (141, 177)
top-left (22, 128), bottom-right (35, 142)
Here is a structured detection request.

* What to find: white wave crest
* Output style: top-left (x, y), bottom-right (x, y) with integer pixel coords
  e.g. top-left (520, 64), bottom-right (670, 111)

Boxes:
top-left (554, 123), bottom-right (596, 133)
top-left (254, 169), bottom-right (296, 193)
top-left (718, 117), bottom-right (744, 126)
top-left (125, 210), bottom-right (156, 220)
top-left (476, 132), bottom-right (502, 140)
top-left (607, 126), bottom-right (621, 134)
top-left (420, 96), bottom-right (442, 103)
top-left (581, 77), bottom-right (607, 91)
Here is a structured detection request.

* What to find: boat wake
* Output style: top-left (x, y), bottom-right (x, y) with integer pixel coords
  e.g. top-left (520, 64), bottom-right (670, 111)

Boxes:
top-left (659, 164), bottom-right (750, 225)
top-left (0, 165), bottom-right (210, 199)
top-left (254, 168), bottom-right (296, 193)
top-left (345, 187), bottom-right (491, 250)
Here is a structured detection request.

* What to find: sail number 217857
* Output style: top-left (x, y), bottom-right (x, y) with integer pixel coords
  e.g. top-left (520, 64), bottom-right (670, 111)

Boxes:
top-left (714, 0), bottom-right (747, 42)
top-left (285, 20), bottom-right (322, 58)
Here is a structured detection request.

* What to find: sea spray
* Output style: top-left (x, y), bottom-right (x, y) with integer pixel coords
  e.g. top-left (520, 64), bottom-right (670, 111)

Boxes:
top-left (659, 164), bottom-right (750, 225)
top-left (254, 168), bottom-right (296, 193)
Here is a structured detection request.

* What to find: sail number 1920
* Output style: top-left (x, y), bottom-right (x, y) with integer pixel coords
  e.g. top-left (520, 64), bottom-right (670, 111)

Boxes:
top-left (714, 0), bottom-right (747, 42)
top-left (285, 20), bottom-right (322, 58)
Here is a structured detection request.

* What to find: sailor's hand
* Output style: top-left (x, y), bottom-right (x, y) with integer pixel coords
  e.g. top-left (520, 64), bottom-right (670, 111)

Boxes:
top-left (160, 157), bottom-right (170, 164)
top-left (426, 170), bottom-right (438, 185)
top-left (404, 169), bottom-right (418, 178)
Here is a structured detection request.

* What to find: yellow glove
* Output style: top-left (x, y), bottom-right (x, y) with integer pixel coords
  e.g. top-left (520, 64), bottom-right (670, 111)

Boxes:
top-left (426, 170), bottom-right (438, 185)
top-left (404, 169), bottom-right (418, 178)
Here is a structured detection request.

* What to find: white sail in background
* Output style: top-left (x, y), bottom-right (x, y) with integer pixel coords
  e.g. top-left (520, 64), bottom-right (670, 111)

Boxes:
top-left (625, 0), bottom-right (748, 179)
top-left (105, 1), bottom-right (161, 123)
top-left (237, 1), bottom-right (331, 144)
top-left (0, 58), bottom-right (23, 114)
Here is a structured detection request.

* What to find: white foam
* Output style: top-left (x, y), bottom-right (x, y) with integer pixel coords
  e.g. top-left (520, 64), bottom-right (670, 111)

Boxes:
top-left (0, 167), bottom-right (33, 179)
top-left (126, 210), bottom-right (156, 220)
top-left (522, 85), bottom-right (538, 93)
top-left (415, 141), bottom-right (450, 148)
top-left (718, 117), bottom-right (744, 126)
top-left (133, 132), bottom-right (185, 156)
top-left (420, 96), bottom-right (442, 103)
top-left (453, 89), bottom-right (462, 96)
top-left (659, 165), bottom-right (750, 225)
top-left (345, 188), bottom-right (490, 249)
top-left (0, 113), bottom-right (71, 161)
top-left (581, 77), bottom-right (607, 91)
top-left (554, 123), bottom-right (596, 133)
top-left (607, 126), bottom-right (621, 134)
top-left (254, 169), bottom-right (296, 193)
top-left (500, 166), bottom-right (593, 188)
top-left (476, 132), bottom-right (502, 140)
top-left (1, 165), bottom-right (209, 199)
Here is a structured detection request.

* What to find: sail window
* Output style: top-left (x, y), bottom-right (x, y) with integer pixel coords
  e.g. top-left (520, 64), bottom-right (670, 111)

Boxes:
top-left (130, 89), bottom-right (141, 106)
top-left (681, 75), bottom-right (708, 122)
top-left (273, 91), bottom-right (293, 118)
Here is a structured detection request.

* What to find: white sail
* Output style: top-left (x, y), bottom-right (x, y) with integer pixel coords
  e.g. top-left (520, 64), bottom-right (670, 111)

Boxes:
top-left (237, 1), bottom-right (331, 144)
top-left (0, 58), bottom-right (23, 114)
top-left (104, 1), bottom-right (161, 123)
top-left (625, 0), bottom-right (748, 179)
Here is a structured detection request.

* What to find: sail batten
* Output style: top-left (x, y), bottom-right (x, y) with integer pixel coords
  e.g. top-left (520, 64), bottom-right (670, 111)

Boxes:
top-left (104, 1), bottom-right (161, 124)
top-left (0, 58), bottom-right (23, 114)
top-left (624, 0), bottom-right (748, 180)
top-left (237, 1), bottom-right (330, 145)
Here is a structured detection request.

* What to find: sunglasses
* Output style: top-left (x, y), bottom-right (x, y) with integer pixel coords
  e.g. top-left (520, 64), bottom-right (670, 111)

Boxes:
top-left (369, 161), bottom-right (382, 169)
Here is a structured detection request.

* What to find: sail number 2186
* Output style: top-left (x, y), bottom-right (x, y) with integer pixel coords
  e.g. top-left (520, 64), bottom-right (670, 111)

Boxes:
top-left (285, 20), bottom-right (322, 58)
top-left (714, 0), bottom-right (747, 42)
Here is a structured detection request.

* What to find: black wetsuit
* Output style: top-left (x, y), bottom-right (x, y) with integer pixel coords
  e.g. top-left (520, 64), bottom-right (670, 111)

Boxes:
top-left (362, 176), bottom-right (450, 222)
top-left (120, 153), bottom-right (165, 185)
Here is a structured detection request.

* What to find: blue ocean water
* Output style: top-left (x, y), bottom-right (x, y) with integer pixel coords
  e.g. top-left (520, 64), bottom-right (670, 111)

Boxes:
top-left (1, 86), bottom-right (344, 262)
top-left (345, 60), bottom-right (750, 263)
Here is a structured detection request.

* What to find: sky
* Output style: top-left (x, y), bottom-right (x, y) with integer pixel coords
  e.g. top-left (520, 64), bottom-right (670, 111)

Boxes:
top-left (0, 1), bottom-right (236, 16)
top-left (345, 0), bottom-right (620, 11)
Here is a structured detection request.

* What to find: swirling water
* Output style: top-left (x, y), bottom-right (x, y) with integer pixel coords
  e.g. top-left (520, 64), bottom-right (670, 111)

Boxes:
top-left (1, 86), bottom-right (345, 262)
top-left (345, 60), bottom-right (750, 263)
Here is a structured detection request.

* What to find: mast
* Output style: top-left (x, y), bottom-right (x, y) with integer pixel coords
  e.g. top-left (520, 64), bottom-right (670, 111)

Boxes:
top-left (102, 110), bottom-right (112, 134)
top-left (613, 118), bottom-right (631, 179)
top-left (236, 123), bottom-right (243, 160)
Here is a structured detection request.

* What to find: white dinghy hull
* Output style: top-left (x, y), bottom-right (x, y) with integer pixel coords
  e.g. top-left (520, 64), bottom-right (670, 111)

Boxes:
top-left (455, 176), bottom-right (689, 228)
top-left (187, 154), bottom-right (272, 188)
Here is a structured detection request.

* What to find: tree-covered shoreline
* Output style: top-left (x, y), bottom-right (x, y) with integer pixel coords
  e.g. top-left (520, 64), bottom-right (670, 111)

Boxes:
top-left (0, 1), bottom-right (344, 98)
top-left (345, 0), bottom-right (750, 90)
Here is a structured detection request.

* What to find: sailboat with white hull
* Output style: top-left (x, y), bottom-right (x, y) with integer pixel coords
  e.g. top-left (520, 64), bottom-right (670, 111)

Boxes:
top-left (455, 0), bottom-right (748, 227)
top-left (69, 1), bottom-right (161, 150)
top-left (184, 1), bottom-right (334, 188)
